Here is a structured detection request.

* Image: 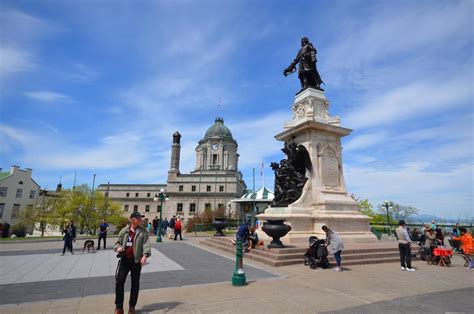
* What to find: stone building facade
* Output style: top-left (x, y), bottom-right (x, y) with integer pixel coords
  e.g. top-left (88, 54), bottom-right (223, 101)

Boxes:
top-left (97, 118), bottom-right (247, 222)
top-left (0, 166), bottom-right (41, 227)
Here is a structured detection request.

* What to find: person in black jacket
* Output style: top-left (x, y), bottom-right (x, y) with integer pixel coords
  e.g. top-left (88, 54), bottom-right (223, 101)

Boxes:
top-left (61, 220), bottom-right (76, 255)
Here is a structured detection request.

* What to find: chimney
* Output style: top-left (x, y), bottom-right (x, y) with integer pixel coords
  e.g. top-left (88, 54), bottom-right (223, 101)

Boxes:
top-left (11, 165), bottom-right (19, 174)
top-left (25, 168), bottom-right (33, 177)
top-left (169, 131), bottom-right (181, 173)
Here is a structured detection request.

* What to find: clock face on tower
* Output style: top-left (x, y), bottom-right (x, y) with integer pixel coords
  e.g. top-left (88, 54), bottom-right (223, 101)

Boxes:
top-left (211, 144), bottom-right (218, 151)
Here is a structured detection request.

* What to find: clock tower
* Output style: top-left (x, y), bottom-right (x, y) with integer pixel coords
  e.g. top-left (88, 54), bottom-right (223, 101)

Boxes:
top-left (194, 117), bottom-right (239, 172)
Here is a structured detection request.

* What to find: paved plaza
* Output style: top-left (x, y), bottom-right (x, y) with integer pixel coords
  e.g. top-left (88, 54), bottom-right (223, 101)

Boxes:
top-left (0, 237), bottom-right (472, 313)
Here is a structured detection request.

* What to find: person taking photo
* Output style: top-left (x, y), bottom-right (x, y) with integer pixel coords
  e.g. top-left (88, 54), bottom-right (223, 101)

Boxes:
top-left (114, 212), bottom-right (151, 314)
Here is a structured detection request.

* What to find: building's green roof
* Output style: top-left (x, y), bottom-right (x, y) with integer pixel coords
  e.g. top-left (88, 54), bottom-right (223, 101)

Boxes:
top-left (204, 117), bottom-right (233, 139)
top-left (0, 172), bottom-right (10, 180)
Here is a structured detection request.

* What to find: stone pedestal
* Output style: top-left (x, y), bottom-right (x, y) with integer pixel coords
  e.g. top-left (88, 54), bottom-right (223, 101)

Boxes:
top-left (257, 88), bottom-right (377, 245)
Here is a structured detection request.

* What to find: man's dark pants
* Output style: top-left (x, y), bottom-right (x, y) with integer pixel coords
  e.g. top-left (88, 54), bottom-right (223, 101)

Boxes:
top-left (174, 229), bottom-right (182, 240)
top-left (115, 257), bottom-right (142, 310)
top-left (398, 243), bottom-right (412, 268)
top-left (98, 233), bottom-right (107, 249)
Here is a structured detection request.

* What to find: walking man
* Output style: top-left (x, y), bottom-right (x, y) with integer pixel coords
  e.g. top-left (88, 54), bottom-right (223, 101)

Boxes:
top-left (114, 212), bottom-right (151, 314)
top-left (152, 216), bottom-right (158, 235)
top-left (162, 217), bottom-right (169, 236)
top-left (395, 220), bottom-right (415, 271)
top-left (174, 217), bottom-right (183, 241)
top-left (97, 219), bottom-right (109, 250)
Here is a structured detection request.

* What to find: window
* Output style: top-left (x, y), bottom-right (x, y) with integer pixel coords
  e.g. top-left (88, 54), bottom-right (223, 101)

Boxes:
top-left (191, 185), bottom-right (196, 192)
top-left (177, 203), bottom-right (183, 213)
top-left (135, 193), bottom-right (139, 197)
top-left (179, 185), bottom-right (184, 192)
top-left (147, 193), bottom-right (151, 197)
top-left (219, 186), bottom-right (224, 192)
top-left (126, 192), bottom-right (130, 197)
top-left (205, 203), bottom-right (211, 210)
top-left (189, 203), bottom-right (196, 213)
top-left (11, 204), bottom-right (20, 219)
top-left (133, 205), bottom-right (138, 211)
top-left (0, 203), bottom-right (4, 219)
top-left (124, 205), bottom-right (129, 212)
top-left (0, 187), bottom-right (7, 197)
top-left (212, 154), bottom-right (218, 165)
top-left (18, 181), bottom-right (23, 185)
top-left (206, 185), bottom-right (211, 192)
top-left (16, 189), bottom-right (22, 198)
top-left (157, 205), bottom-right (162, 212)
top-left (27, 204), bottom-right (33, 210)
top-left (218, 203), bottom-right (224, 210)
top-left (29, 190), bottom-right (36, 199)
top-left (145, 205), bottom-right (150, 212)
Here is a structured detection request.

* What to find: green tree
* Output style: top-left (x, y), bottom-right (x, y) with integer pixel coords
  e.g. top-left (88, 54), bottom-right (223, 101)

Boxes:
top-left (377, 201), bottom-right (418, 222)
top-left (18, 190), bottom-right (56, 237)
top-left (31, 184), bottom-right (128, 236)
top-left (357, 198), bottom-right (385, 223)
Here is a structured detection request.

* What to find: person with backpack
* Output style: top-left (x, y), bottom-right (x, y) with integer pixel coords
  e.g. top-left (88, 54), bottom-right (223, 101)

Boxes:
top-left (174, 217), bottom-right (183, 241)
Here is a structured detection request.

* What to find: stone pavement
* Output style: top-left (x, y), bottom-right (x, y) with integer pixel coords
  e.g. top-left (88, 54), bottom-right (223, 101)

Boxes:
top-left (0, 236), bottom-right (472, 313)
top-left (0, 238), bottom-right (277, 305)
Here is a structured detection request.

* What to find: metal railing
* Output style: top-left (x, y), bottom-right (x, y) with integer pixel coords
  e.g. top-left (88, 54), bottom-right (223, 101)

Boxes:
top-left (369, 222), bottom-right (473, 239)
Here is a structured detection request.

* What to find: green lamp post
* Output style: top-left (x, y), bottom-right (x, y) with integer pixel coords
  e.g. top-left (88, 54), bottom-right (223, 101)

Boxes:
top-left (154, 188), bottom-right (167, 243)
top-left (232, 238), bottom-right (246, 286)
top-left (383, 200), bottom-right (392, 234)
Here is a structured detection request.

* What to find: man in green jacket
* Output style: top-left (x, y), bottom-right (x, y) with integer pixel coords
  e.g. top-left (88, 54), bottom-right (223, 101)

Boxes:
top-left (114, 212), bottom-right (151, 314)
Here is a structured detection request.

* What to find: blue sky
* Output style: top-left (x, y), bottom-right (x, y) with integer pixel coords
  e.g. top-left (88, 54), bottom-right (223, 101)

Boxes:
top-left (1, 0), bottom-right (472, 220)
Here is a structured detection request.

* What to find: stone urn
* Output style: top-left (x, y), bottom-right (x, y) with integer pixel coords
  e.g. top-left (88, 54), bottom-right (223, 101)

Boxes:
top-left (262, 219), bottom-right (292, 248)
top-left (212, 217), bottom-right (227, 236)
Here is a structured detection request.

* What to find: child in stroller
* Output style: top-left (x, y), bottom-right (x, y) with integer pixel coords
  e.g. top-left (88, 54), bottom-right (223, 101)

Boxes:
top-left (304, 236), bottom-right (329, 269)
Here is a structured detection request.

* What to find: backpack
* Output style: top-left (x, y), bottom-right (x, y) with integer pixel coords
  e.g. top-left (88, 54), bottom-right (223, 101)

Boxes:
top-left (175, 220), bottom-right (182, 230)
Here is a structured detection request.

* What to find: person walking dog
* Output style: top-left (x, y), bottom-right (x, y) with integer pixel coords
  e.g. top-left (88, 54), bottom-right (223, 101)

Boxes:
top-left (61, 220), bottom-right (76, 255)
top-left (395, 220), bottom-right (415, 271)
top-left (114, 212), bottom-right (151, 314)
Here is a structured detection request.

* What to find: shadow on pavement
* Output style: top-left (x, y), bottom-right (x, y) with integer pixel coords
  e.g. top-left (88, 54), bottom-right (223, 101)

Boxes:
top-left (138, 301), bottom-right (182, 313)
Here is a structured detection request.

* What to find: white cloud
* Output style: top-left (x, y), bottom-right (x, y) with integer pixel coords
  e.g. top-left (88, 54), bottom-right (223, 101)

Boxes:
top-left (0, 46), bottom-right (35, 78)
top-left (24, 91), bottom-right (70, 103)
top-left (65, 63), bottom-right (100, 82)
top-left (345, 162), bottom-right (473, 218)
top-left (343, 74), bottom-right (472, 130)
top-left (344, 132), bottom-right (387, 152)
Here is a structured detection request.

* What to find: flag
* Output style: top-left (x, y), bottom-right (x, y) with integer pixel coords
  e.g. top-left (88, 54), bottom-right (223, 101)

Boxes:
top-left (260, 162), bottom-right (264, 176)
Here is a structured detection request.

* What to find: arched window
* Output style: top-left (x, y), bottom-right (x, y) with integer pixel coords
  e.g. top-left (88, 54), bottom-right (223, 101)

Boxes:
top-left (18, 181), bottom-right (24, 185)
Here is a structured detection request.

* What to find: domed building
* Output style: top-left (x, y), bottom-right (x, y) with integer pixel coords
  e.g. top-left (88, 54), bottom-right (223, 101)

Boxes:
top-left (98, 117), bottom-right (247, 223)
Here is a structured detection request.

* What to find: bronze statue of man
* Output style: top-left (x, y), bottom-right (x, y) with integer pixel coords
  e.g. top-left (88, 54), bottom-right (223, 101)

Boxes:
top-left (284, 37), bottom-right (324, 93)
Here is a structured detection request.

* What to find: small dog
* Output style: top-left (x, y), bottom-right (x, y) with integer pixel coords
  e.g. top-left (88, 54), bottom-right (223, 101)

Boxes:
top-left (83, 240), bottom-right (95, 253)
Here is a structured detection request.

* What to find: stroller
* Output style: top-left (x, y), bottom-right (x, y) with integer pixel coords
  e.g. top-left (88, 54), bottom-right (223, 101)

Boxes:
top-left (303, 236), bottom-right (329, 269)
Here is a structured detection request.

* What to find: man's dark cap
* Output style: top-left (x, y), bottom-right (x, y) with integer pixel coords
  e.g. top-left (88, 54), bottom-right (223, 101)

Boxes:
top-left (399, 220), bottom-right (406, 225)
top-left (130, 212), bottom-right (145, 219)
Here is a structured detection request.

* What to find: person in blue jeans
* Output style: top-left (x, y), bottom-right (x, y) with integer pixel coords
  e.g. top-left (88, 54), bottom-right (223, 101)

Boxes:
top-left (322, 225), bottom-right (344, 271)
top-left (97, 219), bottom-right (109, 250)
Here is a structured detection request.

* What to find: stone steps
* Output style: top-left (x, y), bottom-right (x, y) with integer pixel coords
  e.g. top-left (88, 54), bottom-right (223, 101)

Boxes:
top-left (200, 236), bottom-right (418, 268)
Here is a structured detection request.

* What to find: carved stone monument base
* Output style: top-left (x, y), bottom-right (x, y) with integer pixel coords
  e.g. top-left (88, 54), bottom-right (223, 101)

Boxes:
top-left (258, 88), bottom-right (377, 244)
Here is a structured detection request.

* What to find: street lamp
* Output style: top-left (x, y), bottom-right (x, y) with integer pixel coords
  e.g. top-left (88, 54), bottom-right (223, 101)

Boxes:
top-left (153, 188), bottom-right (167, 243)
top-left (383, 200), bottom-right (392, 231)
